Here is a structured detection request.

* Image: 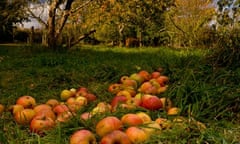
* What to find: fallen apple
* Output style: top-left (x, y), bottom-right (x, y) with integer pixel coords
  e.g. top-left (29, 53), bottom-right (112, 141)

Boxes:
top-left (111, 96), bottom-right (128, 111)
top-left (141, 94), bottom-right (163, 110)
top-left (14, 108), bottom-right (36, 125)
top-left (96, 116), bottom-right (123, 137)
top-left (16, 95), bottom-right (36, 108)
top-left (121, 113), bottom-right (143, 127)
top-left (100, 130), bottom-right (131, 144)
top-left (45, 99), bottom-right (60, 108)
top-left (60, 89), bottom-right (75, 101)
top-left (70, 129), bottom-right (96, 144)
top-left (136, 112), bottom-right (152, 123)
top-left (0, 104), bottom-right (4, 115)
top-left (30, 114), bottom-right (55, 135)
top-left (125, 126), bottom-right (148, 143)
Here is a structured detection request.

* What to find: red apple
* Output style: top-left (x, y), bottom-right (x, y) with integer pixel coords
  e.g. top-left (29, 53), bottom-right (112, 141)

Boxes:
top-left (14, 108), bottom-right (36, 125)
top-left (34, 109), bottom-right (56, 121)
top-left (125, 126), bottom-right (148, 143)
top-left (121, 113), bottom-right (143, 126)
top-left (70, 129), bottom-right (96, 144)
top-left (30, 114), bottom-right (55, 135)
top-left (111, 96), bottom-right (128, 111)
top-left (53, 104), bottom-right (70, 115)
top-left (116, 90), bottom-right (132, 100)
top-left (16, 96), bottom-right (36, 108)
top-left (138, 81), bottom-right (158, 94)
top-left (85, 93), bottom-right (97, 102)
top-left (155, 76), bottom-right (169, 86)
top-left (100, 130), bottom-right (131, 144)
top-left (138, 70), bottom-right (151, 81)
top-left (96, 116), bottom-right (123, 137)
top-left (151, 71), bottom-right (161, 79)
top-left (121, 77), bottom-right (138, 89)
top-left (141, 94), bottom-right (163, 110)
top-left (76, 87), bottom-right (88, 97)
top-left (129, 73), bottom-right (145, 85)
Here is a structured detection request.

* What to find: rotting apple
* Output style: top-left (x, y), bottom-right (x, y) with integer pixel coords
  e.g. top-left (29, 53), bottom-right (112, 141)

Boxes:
top-left (30, 114), bottom-right (55, 135)
top-left (111, 96), bottom-right (128, 111)
top-left (167, 107), bottom-right (180, 115)
top-left (96, 116), bottom-right (123, 137)
top-left (100, 130), bottom-right (131, 144)
top-left (70, 129), bottom-right (96, 144)
top-left (129, 73), bottom-right (145, 86)
top-left (34, 104), bottom-right (52, 114)
top-left (85, 93), bottom-right (97, 102)
top-left (80, 112), bottom-right (92, 121)
top-left (116, 90), bottom-right (132, 100)
top-left (53, 104), bottom-right (70, 115)
top-left (138, 70), bottom-right (151, 81)
top-left (91, 102), bottom-right (112, 115)
top-left (141, 121), bottom-right (162, 136)
top-left (108, 83), bottom-right (122, 94)
top-left (8, 104), bottom-right (24, 115)
top-left (16, 95), bottom-right (36, 108)
top-left (159, 97), bottom-right (172, 111)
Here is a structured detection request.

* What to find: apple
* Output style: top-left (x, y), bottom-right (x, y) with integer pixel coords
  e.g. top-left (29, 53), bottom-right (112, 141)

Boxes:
top-left (138, 81), bottom-right (158, 94)
top-left (14, 108), bottom-right (36, 125)
top-left (46, 99), bottom-right (59, 108)
top-left (16, 95), bottom-right (36, 108)
top-left (80, 112), bottom-right (92, 121)
top-left (167, 107), bottom-right (180, 115)
top-left (111, 96), bottom-right (128, 111)
top-left (34, 108), bottom-right (56, 121)
top-left (141, 94), bottom-right (163, 110)
top-left (125, 126), bottom-right (148, 143)
top-left (129, 73), bottom-right (144, 85)
top-left (141, 121), bottom-right (161, 136)
top-left (76, 87), bottom-right (88, 97)
top-left (151, 71), bottom-right (161, 79)
top-left (120, 75), bottom-right (129, 83)
top-left (108, 83), bottom-right (122, 94)
top-left (0, 104), bottom-right (4, 115)
top-left (136, 112), bottom-right (152, 123)
top-left (138, 70), bottom-right (151, 81)
top-left (85, 93), bottom-right (97, 102)
top-left (121, 77), bottom-right (138, 89)
top-left (56, 111), bottom-right (74, 123)
top-left (53, 104), bottom-right (70, 115)
top-left (91, 102), bottom-right (112, 115)
top-left (155, 76), bottom-right (169, 86)
top-left (157, 86), bottom-right (168, 94)
top-left (30, 114), bottom-right (55, 135)
top-left (116, 90), bottom-right (132, 100)
top-left (8, 104), bottom-right (24, 115)
top-left (34, 104), bottom-right (52, 114)
top-left (121, 113), bottom-right (143, 126)
top-left (96, 116), bottom-right (123, 137)
top-left (70, 129), bottom-right (96, 144)
top-left (100, 130), bottom-right (131, 144)
top-left (60, 89), bottom-right (75, 101)
top-left (75, 96), bottom-right (88, 106)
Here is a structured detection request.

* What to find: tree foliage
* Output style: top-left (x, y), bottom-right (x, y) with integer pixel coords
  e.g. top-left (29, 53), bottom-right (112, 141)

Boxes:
top-left (165, 0), bottom-right (215, 48)
top-left (0, 0), bottom-right (28, 42)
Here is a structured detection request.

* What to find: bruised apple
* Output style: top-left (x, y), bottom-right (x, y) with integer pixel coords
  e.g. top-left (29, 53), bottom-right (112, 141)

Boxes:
top-left (0, 104), bottom-right (4, 115)
top-left (16, 96), bottom-right (36, 108)
top-left (100, 130), bottom-right (131, 144)
top-left (8, 104), bottom-right (24, 115)
top-left (96, 116), bottom-right (123, 137)
top-left (53, 104), bottom-right (70, 115)
top-left (70, 129), bottom-right (96, 144)
top-left (46, 99), bottom-right (59, 108)
top-left (30, 114), bottom-right (55, 135)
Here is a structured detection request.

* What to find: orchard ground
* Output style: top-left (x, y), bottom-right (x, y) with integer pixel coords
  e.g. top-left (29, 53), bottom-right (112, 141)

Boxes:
top-left (0, 44), bottom-right (239, 143)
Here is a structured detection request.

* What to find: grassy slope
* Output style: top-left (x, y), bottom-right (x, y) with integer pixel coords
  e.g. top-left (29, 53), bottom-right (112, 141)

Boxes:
top-left (0, 44), bottom-right (239, 143)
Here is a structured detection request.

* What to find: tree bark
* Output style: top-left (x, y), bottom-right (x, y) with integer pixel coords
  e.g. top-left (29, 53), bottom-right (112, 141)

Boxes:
top-left (69, 29), bottom-right (96, 48)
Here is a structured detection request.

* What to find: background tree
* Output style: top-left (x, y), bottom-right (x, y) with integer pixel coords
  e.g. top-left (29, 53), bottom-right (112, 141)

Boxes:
top-left (165, 0), bottom-right (215, 48)
top-left (0, 0), bottom-right (28, 43)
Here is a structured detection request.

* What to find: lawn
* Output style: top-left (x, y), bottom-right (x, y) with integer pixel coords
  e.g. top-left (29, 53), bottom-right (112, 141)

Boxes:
top-left (0, 44), bottom-right (239, 144)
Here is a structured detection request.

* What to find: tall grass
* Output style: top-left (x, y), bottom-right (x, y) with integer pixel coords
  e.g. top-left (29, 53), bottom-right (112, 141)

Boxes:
top-left (0, 44), bottom-right (239, 143)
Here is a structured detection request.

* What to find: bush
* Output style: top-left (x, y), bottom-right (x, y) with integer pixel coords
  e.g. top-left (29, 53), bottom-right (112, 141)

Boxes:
top-left (208, 28), bottom-right (240, 68)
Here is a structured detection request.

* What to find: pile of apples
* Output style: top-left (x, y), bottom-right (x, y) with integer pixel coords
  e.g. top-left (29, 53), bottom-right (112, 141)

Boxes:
top-left (0, 68), bottom-right (206, 144)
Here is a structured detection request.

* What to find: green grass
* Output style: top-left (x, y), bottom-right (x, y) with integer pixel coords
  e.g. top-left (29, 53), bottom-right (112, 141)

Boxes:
top-left (0, 44), bottom-right (239, 143)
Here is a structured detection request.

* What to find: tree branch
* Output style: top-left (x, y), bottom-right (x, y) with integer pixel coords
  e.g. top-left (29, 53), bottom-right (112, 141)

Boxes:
top-left (27, 7), bottom-right (48, 28)
top-left (69, 29), bottom-right (96, 48)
